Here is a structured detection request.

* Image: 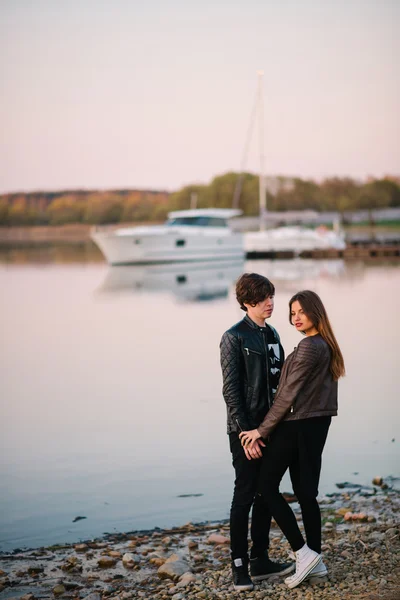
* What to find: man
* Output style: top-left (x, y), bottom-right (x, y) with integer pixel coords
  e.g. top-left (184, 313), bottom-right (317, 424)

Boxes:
top-left (220, 273), bottom-right (294, 591)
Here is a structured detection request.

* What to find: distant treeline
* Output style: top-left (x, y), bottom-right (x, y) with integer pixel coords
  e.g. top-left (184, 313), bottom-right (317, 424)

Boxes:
top-left (1, 173), bottom-right (399, 226)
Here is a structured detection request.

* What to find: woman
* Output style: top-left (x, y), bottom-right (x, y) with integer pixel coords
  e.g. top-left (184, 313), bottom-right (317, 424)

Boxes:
top-left (239, 290), bottom-right (345, 589)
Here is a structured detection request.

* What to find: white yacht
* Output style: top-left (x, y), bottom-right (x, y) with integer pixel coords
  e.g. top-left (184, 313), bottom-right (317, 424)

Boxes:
top-left (91, 208), bottom-right (245, 265)
top-left (245, 225), bottom-right (346, 254)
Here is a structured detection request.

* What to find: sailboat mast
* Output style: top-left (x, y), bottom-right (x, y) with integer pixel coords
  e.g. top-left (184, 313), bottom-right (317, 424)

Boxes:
top-left (257, 70), bottom-right (267, 232)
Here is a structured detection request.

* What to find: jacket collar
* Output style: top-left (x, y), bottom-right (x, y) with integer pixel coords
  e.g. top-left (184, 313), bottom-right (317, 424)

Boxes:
top-left (244, 314), bottom-right (267, 331)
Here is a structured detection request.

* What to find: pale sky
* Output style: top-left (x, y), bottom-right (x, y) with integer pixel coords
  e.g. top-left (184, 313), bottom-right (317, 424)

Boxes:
top-left (1, 0), bottom-right (399, 193)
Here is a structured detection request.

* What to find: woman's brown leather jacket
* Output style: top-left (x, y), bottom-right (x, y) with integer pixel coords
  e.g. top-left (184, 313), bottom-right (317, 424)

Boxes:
top-left (257, 334), bottom-right (338, 439)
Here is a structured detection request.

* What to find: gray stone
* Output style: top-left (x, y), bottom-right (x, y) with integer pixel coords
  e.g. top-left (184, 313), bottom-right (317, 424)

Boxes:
top-left (369, 532), bottom-right (385, 542)
top-left (157, 554), bottom-right (191, 581)
top-left (82, 594), bottom-right (101, 600)
top-left (62, 582), bottom-right (82, 591)
top-left (385, 528), bottom-right (398, 537)
top-left (122, 553), bottom-right (140, 568)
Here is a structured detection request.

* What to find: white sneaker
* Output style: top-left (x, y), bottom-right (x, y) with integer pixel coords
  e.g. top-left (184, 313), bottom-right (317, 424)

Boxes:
top-left (304, 559), bottom-right (328, 582)
top-left (284, 545), bottom-right (322, 589)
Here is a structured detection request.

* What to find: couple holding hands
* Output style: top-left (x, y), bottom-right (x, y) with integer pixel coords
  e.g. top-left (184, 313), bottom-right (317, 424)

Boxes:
top-left (220, 273), bottom-right (345, 591)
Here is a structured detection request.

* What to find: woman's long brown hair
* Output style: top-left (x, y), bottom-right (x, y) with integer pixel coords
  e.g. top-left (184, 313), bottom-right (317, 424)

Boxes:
top-left (289, 290), bottom-right (345, 380)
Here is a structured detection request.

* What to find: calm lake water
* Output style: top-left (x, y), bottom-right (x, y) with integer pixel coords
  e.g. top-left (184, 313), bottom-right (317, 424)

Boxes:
top-left (1, 247), bottom-right (399, 551)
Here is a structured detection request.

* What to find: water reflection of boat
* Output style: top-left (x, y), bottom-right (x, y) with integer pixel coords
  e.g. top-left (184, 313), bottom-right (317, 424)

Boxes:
top-left (97, 260), bottom-right (245, 301)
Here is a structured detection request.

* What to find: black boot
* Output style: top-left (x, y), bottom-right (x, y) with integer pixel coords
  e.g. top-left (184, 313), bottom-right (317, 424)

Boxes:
top-left (231, 557), bottom-right (254, 591)
top-left (250, 550), bottom-right (294, 581)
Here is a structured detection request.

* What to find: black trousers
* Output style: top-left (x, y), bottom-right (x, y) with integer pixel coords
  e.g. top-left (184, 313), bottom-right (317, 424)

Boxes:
top-left (229, 432), bottom-right (271, 560)
top-left (258, 416), bottom-right (331, 554)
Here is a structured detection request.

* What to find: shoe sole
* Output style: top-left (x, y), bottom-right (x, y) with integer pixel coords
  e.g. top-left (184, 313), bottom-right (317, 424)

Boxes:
top-left (305, 565), bottom-right (328, 583)
top-left (233, 584), bottom-right (254, 591)
top-left (286, 555), bottom-right (322, 589)
top-left (251, 563), bottom-right (295, 581)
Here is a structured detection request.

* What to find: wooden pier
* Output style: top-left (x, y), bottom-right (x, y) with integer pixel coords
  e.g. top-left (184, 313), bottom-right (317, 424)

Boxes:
top-left (246, 245), bottom-right (400, 260)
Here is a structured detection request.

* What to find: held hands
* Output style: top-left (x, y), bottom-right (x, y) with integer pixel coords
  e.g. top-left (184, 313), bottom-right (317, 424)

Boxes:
top-left (239, 430), bottom-right (264, 460)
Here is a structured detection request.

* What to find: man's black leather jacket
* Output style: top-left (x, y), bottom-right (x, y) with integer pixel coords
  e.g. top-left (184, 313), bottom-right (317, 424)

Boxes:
top-left (220, 314), bottom-right (284, 434)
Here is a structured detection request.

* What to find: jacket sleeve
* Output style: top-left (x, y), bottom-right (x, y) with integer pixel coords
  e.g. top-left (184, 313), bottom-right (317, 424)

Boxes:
top-left (257, 337), bottom-right (320, 439)
top-left (220, 331), bottom-right (250, 431)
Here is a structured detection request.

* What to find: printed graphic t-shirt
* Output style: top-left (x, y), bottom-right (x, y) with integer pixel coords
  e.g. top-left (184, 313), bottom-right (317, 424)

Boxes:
top-left (263, 326), bottom-right (284, 400)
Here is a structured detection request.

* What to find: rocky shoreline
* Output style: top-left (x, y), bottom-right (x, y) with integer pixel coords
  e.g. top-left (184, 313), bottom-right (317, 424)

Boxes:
top-left (1, 483), bottom-right (399, 600)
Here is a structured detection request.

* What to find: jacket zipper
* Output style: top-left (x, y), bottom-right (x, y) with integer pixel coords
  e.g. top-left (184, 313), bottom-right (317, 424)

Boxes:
top-left (260, 330), bottom-right (271, 409)
top-left (244, 347), bottom-right (261, 356)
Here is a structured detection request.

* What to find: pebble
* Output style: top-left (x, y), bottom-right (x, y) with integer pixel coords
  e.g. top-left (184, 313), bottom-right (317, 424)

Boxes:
top-left (98, 557), bottom-right (117, 568)
top-left (176, 573), bottom-right (198, 587)
top-left (157, 554), bottom-right (190, 581)
top-left (27, 566), bottom-right (44, 575)
top-left (122, 553), bottom-right (140, 568)
top-left (385, 527), bottom-right (398, 537)
top-left (206, 534), bottom-right (230, 545)
top-left (82, 594), bottom-right (101, 600)
top-left (53, 584), bottom-right (66, 596)
top-left (369, 532), bottom-right (385, 542)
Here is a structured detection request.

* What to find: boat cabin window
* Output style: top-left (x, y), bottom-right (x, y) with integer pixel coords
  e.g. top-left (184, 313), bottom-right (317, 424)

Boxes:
top-left (167, 216), bottom-right (227, 227)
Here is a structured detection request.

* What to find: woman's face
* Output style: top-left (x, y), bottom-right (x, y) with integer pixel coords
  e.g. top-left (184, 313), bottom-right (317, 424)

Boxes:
top-left (290, 300), bottom-right (318, 336)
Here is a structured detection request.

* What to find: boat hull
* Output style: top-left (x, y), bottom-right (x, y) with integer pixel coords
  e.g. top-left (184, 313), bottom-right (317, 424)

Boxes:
top-left (91, 228), bottom-right (245, 265)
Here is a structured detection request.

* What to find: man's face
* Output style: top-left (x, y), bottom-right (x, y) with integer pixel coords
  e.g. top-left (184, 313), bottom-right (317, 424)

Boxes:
top-left (244, 295), bottom-right (274, 323)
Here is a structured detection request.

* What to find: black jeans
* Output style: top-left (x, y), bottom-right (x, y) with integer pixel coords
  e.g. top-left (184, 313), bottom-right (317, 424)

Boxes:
top-left (229, 432), bottom-right (271, 560)
top-left (258, 416), bottom-right (331, 554)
